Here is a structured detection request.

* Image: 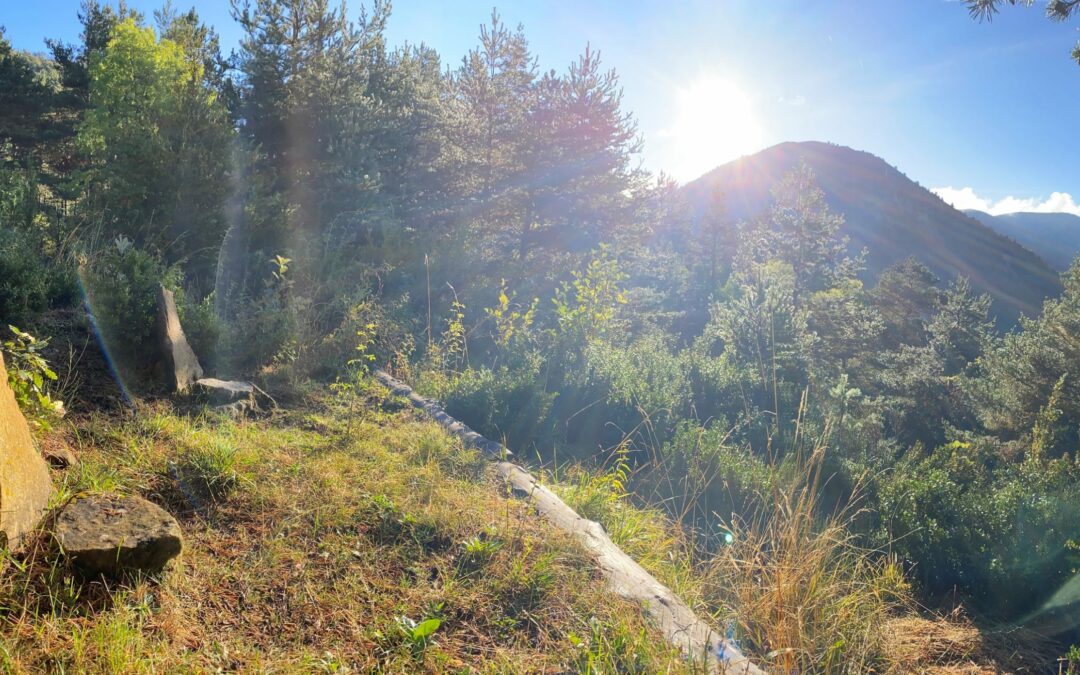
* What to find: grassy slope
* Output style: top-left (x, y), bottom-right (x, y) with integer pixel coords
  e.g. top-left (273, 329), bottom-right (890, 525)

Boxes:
top-left (0, 386), bottom-right (689, 673)
top-left (0, 378), bottom-right (1045, 673)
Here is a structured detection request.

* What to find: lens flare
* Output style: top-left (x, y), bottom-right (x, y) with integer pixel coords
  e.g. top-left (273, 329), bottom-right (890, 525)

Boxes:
top-left (76, 270), bottom-right (135, 407)
top-left (663, 75), bottom-right (766, 183)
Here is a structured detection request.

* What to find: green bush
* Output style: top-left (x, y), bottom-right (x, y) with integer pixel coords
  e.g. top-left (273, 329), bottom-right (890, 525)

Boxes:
top-left (878, 440), bottom-right (1080, 618)
top-left (0, 227), bottom-right (76, 325)
top-left (0, 227), bottom-right (48, 324)
top-left (82, 238), bottom-right (180, 371)
top-left (586, 330), bottom-right (692, 422)
top-left (219, 287), bottom-right (296, 375)
top-left (301, 293), bottom-right (413, 381)
top-left (443, 360), bottom-right (557, 453)
top-left (645, 421), bottom-right (775, 531)
top-left (214, 254), bottom-right (303, 376)
top-left (175, 289), bottom-right (220, 372)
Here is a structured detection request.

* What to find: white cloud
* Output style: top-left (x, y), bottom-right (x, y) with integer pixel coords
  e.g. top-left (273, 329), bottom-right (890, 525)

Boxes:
top-left (932, 186), bottom-right (1080, 216)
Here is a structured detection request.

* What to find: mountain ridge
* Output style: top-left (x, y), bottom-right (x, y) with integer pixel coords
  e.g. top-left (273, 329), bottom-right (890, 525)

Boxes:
top-left (683, 141), bottom-right (1062, 325)
top-left (964, 209), bottom-right (1080, 272)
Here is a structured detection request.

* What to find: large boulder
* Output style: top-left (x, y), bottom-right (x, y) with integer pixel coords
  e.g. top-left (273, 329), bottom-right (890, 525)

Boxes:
top-left (54, 494), bottom-right (182, 577)
top-left (0, 352), bottom-right (55, 549)
top-left (156, 285), bottom-right (203, 393)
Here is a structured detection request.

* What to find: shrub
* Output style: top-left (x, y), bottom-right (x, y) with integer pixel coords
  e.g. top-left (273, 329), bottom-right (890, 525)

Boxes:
top-left (2, 325), bottom-right (65, 429)
top-left (0, 228), bottom-right (48, 324)
top-left (586, 329), bottom-right (692, 424)
top-left (217, 254), bottom-right (300, 376)
top-left (81, 238), bottom-right (180, 371)
top-left (645, 421), bottom-right (775, 531)
top-left (441, 360), bottom-right (557, 452)
top-left (175, 288), bottom-right (220, 372)
top-left (878, 439), bottom-right (1080, 619)
top-left (219, 288), bottom-right (295, 375)
top-left (301, 293), bottom-right (413, 381)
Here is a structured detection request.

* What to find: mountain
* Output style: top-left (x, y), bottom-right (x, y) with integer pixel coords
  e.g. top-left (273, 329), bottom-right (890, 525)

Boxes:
top-left (683, 141), bottom-right (1062, 326)
top-left (964, 210), bottom-right (1080, 273)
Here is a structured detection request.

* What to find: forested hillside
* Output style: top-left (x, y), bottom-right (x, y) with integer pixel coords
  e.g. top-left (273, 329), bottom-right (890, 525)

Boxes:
top-left (684, 141), bottom-right (1063, 325)
top-left (2, 1), bottom-right (1080, 671)
top-left (967, 209), bottom-right (1080, 272)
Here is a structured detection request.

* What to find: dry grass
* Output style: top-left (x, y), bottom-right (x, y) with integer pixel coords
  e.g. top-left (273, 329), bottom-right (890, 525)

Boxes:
top-left (879, 613), bottom-right (1060, 674)
top-left (0, 386), bottom-right (690, 673)
top-left (0, 379), bottom-right (1055, 673)
top-left (698, 440), bottom-right (1057, 674)
top-left (881, 615), bottom-right (988, 674)
top-left (557, 427), bottom-right (1047, 674)
top-left (701, 444), bottom-right (913, 673)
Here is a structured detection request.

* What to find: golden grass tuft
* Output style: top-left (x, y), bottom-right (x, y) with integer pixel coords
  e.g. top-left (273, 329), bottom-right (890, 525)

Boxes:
top-left (881, 615), bottom-right (987, 673)
top-left (698, 446), bottom-right (913, 673)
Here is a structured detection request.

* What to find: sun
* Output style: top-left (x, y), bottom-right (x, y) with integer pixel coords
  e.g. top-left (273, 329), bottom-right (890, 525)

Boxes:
top-left (665, 76), bottom-right (766, 183)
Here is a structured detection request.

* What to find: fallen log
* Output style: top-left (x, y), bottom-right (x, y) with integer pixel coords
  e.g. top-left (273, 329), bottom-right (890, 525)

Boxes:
top-left (374, 370), bottom-right (764, 674)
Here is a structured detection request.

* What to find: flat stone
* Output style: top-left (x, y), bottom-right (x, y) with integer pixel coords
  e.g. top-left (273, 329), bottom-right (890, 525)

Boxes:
top-left (0, 352), bottom-right (55, 548)
top-left (43, 445), bottom-right (78, 469)
top-left (54, 494), bottom-right (183, 577)
top-left (157, 285), bottom-right (204, 394)
top-left (194, 378), bottom-right (255, 403)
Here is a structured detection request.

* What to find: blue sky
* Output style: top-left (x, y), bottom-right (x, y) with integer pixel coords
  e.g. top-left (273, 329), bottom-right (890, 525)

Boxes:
top-left (4, 1), bottom-right (1079, 212)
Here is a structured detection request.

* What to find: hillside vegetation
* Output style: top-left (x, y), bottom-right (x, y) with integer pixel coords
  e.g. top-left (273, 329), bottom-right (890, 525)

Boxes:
top-left (967, 209), bottom-right (1080, 273)
top-left (1, 389), bottom-right (693, 672)
top-left (3, 376), bottom-right (1040, 673)
top-left (684, 141), bottom-right (1062, 325)
top-left (2, 1), bottom-right (1080, 671)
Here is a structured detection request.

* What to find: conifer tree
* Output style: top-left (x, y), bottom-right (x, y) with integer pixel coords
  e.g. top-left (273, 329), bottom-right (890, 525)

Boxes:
top-left (966, 0), bottom-right (1080, 65)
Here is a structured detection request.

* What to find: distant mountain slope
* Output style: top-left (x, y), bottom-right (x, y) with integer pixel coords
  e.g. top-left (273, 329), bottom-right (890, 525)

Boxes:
top-left (964, 210), bottom-right (1080, 273)
top-left (683, 141), bottom-right (1061, 325)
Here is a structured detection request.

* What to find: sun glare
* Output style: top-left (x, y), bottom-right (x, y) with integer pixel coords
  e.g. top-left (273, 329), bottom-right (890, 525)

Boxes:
top-left (666, 76), bottom-right (766, 183)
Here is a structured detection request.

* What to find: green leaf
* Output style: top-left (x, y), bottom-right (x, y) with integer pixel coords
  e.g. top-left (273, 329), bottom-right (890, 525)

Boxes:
top-left (411, 618), bottom-right (441, 640)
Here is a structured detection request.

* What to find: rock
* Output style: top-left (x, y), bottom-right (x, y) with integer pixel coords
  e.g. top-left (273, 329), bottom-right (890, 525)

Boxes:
top-left (211, 399), bottom-right (259, 419)
top-left (194, 378), bottom-right (255, 403)
top-left (195, 379), bottom-right (271, 416)
top-left (54, 494), bottom-right (182, 577)
top-left (0, 352), bottom-right (55, 549)
top-left (43, 444), bottom-right (78, 469)
top-left (157, 285), bottom-right (204, 394)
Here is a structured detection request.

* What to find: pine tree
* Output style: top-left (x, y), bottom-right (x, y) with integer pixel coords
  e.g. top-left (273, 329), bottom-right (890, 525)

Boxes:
top-left (966, 0), bottom-right (1080, 65)
top-left (231, 0), bottom-right (392, 294)
top-left (740, 162), bottom-right (859, 306)
top-left (521, 45), bottom-right (644, 261)
top-left (449, 10), bottom-right (537, 264)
